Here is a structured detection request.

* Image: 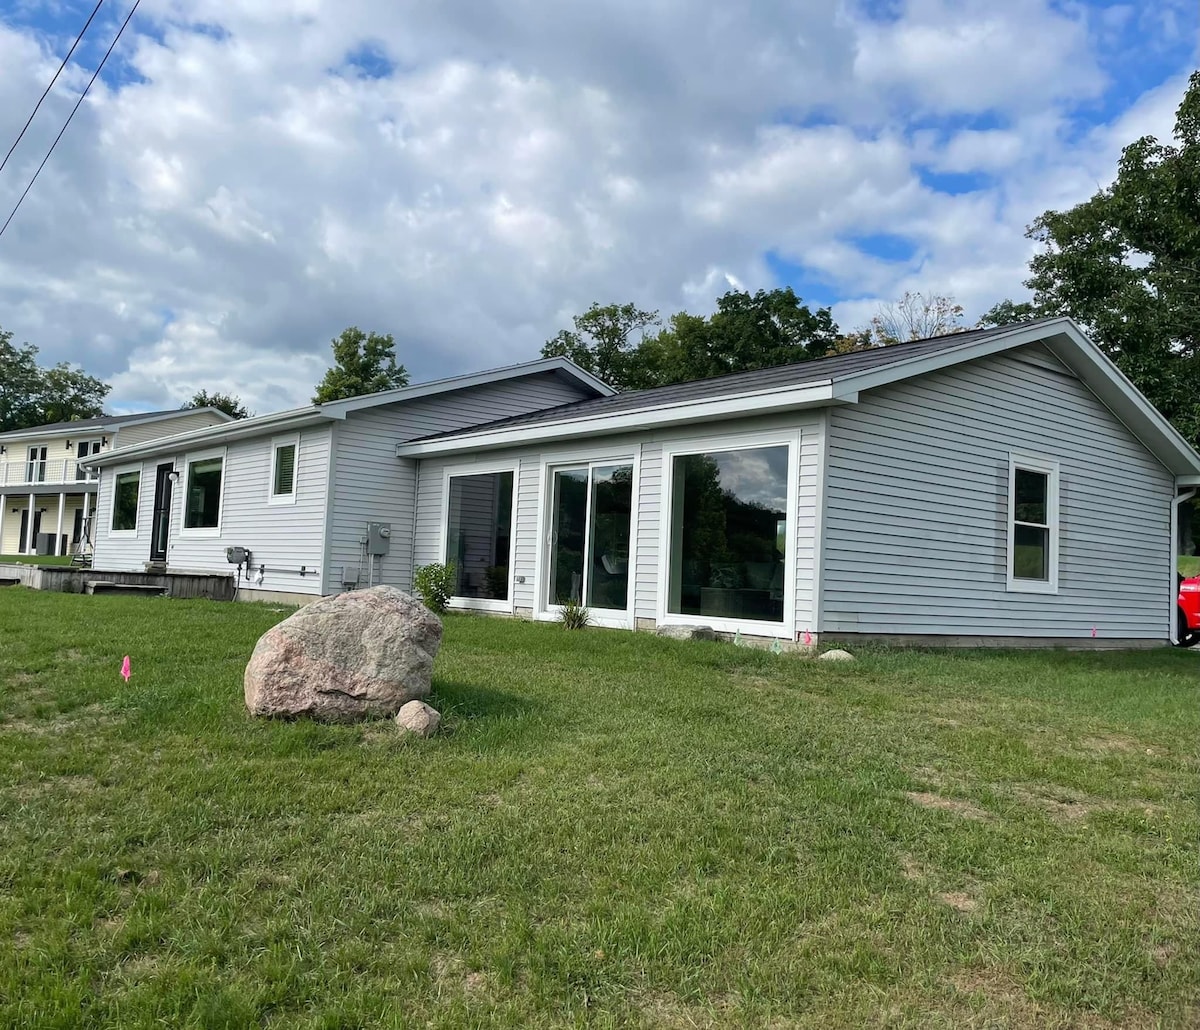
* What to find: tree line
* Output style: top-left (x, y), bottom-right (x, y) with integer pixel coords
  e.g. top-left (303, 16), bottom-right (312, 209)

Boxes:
top-left (1, 71), bottom-right (1197, 445)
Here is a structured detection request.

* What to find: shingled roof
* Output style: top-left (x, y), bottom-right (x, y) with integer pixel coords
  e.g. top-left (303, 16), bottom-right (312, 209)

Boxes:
top-left (411, 318), bottom-right (1064, 442)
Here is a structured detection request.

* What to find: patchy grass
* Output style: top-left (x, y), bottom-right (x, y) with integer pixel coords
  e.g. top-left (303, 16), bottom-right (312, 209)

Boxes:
top-left (1180, 554), bottom-right (1200, 578)
top-left (0, 589), bottom-right (1197, 1028)
top-left (0, 554), bottom-right (74, 566)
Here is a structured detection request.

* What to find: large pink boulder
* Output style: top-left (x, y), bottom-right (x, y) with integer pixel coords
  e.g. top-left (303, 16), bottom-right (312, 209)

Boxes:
top-left (244, 586), bottom-right (442, 722)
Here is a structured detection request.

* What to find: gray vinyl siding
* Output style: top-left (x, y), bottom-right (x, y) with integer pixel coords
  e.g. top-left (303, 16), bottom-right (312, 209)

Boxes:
top-left (113, 411), bottom-right (230, 448)
top-left (820, 346), bottom-right (1174, 639)
top-left (325, 373), bottom-right (595, 594)
top-left (92, 428), bottom-right (332, 596)
top-left (411, 412), bottom-right (824, 634)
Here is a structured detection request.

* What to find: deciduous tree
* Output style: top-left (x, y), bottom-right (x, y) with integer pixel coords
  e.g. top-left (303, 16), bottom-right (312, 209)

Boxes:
top-left (866, 291), bottom-right (965, 346)
top-left (313, 327), bottom-right (409, 404)
top-left (1025, 70), bottom-right (1200, 446)
top-left (0, 327), bottom-right (110, 431)
top-left (184, 390), bottom-right (251, 420)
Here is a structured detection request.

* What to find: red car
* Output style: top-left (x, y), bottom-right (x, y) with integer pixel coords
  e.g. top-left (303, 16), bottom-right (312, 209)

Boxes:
top-left (1179, 575), bottom-right (1200, 648)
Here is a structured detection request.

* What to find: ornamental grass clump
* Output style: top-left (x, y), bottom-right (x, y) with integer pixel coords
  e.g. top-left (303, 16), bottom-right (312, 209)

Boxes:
top-left (559, 599), bottom-right (590, 630)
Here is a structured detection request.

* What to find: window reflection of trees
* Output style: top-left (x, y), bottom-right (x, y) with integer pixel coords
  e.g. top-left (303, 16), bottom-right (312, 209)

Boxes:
top-left (671, 446), bottom-right (788, 623)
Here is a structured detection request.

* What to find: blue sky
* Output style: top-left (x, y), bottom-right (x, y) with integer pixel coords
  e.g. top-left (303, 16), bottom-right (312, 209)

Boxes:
top-left (0, 0), bottom-right (1195, 412)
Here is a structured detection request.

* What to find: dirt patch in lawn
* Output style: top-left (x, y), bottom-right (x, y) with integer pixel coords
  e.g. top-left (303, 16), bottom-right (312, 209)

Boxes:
top-left (1013, 786), bottom-right (1095, 821)
top-left (0, 704), bottom-right (122, 737)
top-left (938, 891), bottom-right (979, 914)
top-left (905, 791), bottom-right (991, 821)
top-left (948, 968), bottom-right (1156, 1029)
top-left (430, 954), bottom-right (495, 998)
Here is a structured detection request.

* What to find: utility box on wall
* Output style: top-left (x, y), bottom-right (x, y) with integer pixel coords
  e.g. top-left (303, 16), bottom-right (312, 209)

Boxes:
top-left (366, 522), bottom-right (391, 556)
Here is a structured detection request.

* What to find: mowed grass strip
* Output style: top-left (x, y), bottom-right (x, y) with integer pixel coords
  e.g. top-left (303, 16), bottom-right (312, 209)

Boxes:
top-left (0, 590), bottom-right (1196, 1029)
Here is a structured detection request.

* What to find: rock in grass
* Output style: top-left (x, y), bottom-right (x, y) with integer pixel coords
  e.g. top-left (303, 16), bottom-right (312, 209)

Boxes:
top-left (818, 648), bottom-right (855, 662)
top-left (244, 586), bottom-right (442, 722)
top-left (656, 624), bottom-right (717, 641)
top-left (395, 700), bottom-right (441, 737)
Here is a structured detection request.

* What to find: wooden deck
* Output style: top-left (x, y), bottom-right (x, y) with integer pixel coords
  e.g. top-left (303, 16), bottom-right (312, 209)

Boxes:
top-left (0, 564), bottom-right (236, 601)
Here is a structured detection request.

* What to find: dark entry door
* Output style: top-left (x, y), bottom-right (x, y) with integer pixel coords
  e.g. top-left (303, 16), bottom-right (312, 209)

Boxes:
top-left (150, 463), bottom-right (174, 562)
top-left (18, 509), bottom-right (42, 553)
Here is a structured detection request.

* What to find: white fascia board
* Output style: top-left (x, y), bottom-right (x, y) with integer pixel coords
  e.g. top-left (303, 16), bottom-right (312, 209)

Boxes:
top-left (395, 382), bottom-right (841, 457)
top-left (1178, 475), bottom-right (1200, 487)
top-left (1041, 330), bottom-right (1200, 476)
top-left (320, 357), bottom-right (615, 418)
top-left (0, 406), bottom-right (236, 444)
top-left (87, 409), bottom-right (337, 468)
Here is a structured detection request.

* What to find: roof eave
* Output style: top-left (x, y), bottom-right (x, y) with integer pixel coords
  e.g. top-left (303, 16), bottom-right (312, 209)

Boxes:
top-left (318, 356), bottom-right (615, 418)
top-left (395, 382), bottom-right (841, 457)
top-left (87, 408), bottom-right (336, 467)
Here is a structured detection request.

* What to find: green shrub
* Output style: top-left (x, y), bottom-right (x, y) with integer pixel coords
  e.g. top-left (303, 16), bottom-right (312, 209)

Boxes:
top-left (559, 599), bottom-right (590, 630)
top-left (414, 562), bottom-right (455, 614)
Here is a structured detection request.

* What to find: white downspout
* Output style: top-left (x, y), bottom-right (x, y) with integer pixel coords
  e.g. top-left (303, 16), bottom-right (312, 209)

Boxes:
top-left (1171, 487), bottom-right (1197, 645)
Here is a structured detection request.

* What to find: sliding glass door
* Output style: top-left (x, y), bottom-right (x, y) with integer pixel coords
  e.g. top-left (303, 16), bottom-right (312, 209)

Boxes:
top-left (547, 463), bottom-right (633, 613)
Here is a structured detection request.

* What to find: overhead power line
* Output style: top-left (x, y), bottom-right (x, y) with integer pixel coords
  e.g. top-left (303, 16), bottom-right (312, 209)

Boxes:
top-left (0, 0), bottom-right (106, 176)
top-left (0, 0), bottom-right (141, 241)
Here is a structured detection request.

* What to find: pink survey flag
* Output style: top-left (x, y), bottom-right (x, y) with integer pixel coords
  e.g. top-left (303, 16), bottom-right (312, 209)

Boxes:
top-left (120, 656), bottom-right (131, 682)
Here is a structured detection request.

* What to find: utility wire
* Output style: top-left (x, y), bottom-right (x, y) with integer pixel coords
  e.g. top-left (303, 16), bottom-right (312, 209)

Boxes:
top-left (0, 0), bottom-right (106, 175)
top-left (0, 0), bottom-right (141, 241)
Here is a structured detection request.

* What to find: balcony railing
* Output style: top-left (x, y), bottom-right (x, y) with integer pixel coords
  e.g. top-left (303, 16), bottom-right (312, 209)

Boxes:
top-left (0, 459), bottom-right (99, 489)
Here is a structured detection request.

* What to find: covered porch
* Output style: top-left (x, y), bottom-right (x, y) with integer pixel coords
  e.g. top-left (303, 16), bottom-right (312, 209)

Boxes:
top-left (0, 487), bottom-right (96, 560)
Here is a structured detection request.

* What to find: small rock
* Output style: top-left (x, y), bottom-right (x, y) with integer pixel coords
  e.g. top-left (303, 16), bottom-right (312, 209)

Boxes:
top-left (656, 625), bottom-right (717, 641)
top-left (818, 648), bottom-right (855, 662)
top-left (395, 700), bottom-right (441, 737)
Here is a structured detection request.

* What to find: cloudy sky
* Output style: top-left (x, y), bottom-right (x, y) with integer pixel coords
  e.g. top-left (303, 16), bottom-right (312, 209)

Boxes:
top-left (0, 1), bottom-right (1196, 414)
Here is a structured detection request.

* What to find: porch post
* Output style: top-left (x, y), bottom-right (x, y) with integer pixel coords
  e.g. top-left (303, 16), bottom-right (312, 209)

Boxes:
top-left (24, 493), bottom-right (34, 553)
top-left (55, 493), bottom-right (66, 556)
top-left (0, 494), bottom-right (6, 555)
top-left (82, 490), bottom-right (91, 545)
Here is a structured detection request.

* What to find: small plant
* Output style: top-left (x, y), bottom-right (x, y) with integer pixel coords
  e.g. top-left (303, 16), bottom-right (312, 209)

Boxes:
top-left (559, 599), bottom-right (590, 630)
top-left (414, 562), bottom-right (455, 614)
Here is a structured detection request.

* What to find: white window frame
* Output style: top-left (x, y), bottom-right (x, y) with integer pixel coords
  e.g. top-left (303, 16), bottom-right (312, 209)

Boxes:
top-left (1007, 453), bottom-right (1060, 594)
top-left (657, 428), bottom-right (799, 639)
top-left (179, 447), bottom-right (227, 537)
top-left (268, 434), bottom-right (300, 505)
top-left (534, 444), bottom-right (640, 630)
top-left (109, 464), bottom-right (142, 537)
top-left (439, 461), bottom-right (518, 614)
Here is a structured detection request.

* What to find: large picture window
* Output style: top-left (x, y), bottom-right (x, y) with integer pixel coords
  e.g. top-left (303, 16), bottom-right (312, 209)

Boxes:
top-left (184, 456), bottom-right (223, 530)
top-left (111, 470), bottom-right (140, 532)
top-left (667, 444), bottom-right (789, 624)
top-left (547, 463), bottom-right (633, 612)
top-left (1008, 455), bottom-right (1059, 592)
top-left (445, 470), bottom-right (514, 602)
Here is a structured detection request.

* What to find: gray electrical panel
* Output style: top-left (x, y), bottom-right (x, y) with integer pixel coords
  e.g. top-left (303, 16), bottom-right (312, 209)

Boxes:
top-left (366, 522), bottom-right (392, 556)
top-left (342, 565), bottom-right (360, 588)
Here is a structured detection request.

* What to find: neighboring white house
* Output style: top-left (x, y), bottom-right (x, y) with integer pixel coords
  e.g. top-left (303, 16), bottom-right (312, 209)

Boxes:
top-left (87, 320), bottom-right (1200, 646)
top-left (0, 407), bottom-right (232, 558)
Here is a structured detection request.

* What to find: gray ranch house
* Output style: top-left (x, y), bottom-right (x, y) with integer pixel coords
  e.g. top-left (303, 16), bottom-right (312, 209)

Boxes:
top-left (87, 318), bottom-right (1200, 647)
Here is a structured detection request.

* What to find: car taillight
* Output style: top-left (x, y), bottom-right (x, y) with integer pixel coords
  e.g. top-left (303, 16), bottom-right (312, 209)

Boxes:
top-left (1181, 583), bottom-right (1200, 593)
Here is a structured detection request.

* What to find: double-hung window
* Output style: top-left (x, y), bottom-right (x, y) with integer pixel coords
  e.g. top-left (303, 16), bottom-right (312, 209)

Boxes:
top-left (1007, 455), bottom-right (1059, 593)
top-left (111, 468), bottom-right (141, 533)
top-left (183, 452), bottom-right (224, 532)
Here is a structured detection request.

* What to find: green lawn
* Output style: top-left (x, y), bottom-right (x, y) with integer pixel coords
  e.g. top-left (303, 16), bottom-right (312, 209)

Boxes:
top-left (0, 591), bottom-right (1197, 1028)
top-left (1181, 555), bottom-right (1200, 578)
top-left (0, 554), bottom-right (74, 566)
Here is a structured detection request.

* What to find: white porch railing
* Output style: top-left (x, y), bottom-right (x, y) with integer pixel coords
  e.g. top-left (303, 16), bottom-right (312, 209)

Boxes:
top-left (0, 459), bottom-right (98, 489)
